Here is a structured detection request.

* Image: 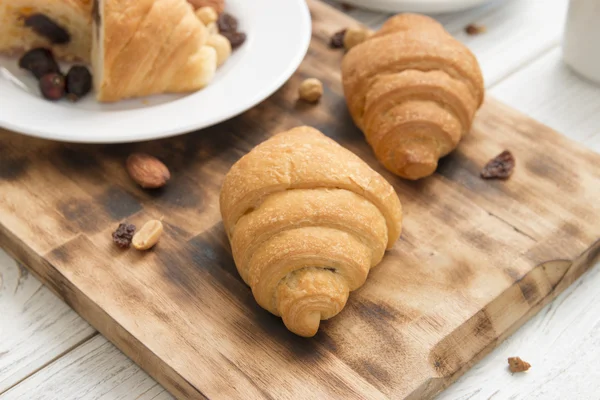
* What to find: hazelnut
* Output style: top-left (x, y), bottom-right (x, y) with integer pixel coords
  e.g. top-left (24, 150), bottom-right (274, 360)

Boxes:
top-left (344, 27), bottom-right (372, 50)
top-left (299, 78), bottom-right (323, 103)
top-left (195, 6), bottom-right (218, 25)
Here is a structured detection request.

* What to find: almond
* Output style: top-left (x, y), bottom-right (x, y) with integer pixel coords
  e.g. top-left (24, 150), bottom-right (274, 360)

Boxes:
top-left (126, 153), bottom-right (170, 189)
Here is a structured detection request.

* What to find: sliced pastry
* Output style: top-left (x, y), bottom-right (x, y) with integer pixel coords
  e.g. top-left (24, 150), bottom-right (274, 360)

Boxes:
top-left (92, 0), bottom-right (218, 103)
top-left (0, 0), bottom-right (92, 61)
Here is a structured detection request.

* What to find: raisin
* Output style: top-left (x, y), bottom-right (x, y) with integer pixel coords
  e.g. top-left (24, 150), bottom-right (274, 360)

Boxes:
top-left (481, 150), bottom-right (515, 179)
top-left (330, 29), bottom-right (347, 49)
top-left (221, 31), bottom-right (246, 49)
top-left (217, 12), bottom-right (238, 33)
top-left (24, 14), bottom-right (71, 44)
top-left (39, 73), bottom-right (65, 101)
top-left (112, 223), bottom-right (136, 248)
top-left (66, 66), bottom-right (92, 101)
top-left (18, 48), bottom-right (60, 79)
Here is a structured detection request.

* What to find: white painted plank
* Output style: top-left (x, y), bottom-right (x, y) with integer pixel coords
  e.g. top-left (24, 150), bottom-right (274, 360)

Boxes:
top-left (0, 335), bottom-right (173, 400)
top-left (438, 260), bottom-right (600, 400)
top-left (491, 47), bottom-right (600, 143)
top-left (0, 249), bottom-right (95, 394)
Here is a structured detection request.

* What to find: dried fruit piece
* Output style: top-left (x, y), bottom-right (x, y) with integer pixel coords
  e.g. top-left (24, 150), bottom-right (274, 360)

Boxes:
top-left (330, 29), bottom-right (347, 48)
top-left (508, 357), bottom-right (531, 373)
top-left (217, 13), bottom-right (238, 33)
top-left (465, 23), bottom-right (486, 35)
top-left (39, 73), bottom-right (65, 100)
top-left (481, 150), bottom-right (515, 179)
top-left (126, 153), bottom-right (171, 189)
top-left (132, 220), bottom-right (164, 250)
top-left (299, 78), bottom-right (323, 103)
top-left (24, 14), bottom-right (71, 44)
top-left (221, 31), bottom-right (246, 49)
top-left (344, 27), bottom-right (371, 50)
top-left (65, 66), bottom-right (92, 102)
top-left (18, 48), bottom-right (59, 79)
top-left (112, 223), bottom-right (136, 248)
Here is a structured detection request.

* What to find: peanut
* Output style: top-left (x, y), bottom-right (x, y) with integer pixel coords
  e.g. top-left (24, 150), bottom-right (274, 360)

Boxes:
top-left (132, 220), bottom-right (164, 251)
top-left (206, 22), bottom-right (218, 35)
top-left (207, 34), bottom-right (232, 67)
top-left (196, 6), bottom-right (218, 25)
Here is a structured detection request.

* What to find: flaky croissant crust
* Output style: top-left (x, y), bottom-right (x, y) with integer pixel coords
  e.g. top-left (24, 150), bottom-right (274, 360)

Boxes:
top-left (220, 127), bottom-right (402, 337)
top-left (342, 14), bottom-right (485, 180)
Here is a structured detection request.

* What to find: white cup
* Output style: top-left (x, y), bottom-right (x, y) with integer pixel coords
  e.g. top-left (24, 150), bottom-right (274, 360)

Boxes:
top-left (563, 0), bottom-right (600, 84)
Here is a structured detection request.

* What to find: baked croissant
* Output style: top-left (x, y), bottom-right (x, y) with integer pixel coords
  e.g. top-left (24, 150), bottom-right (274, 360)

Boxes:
top-left (92, 0), bottom-right (217, 102)
top-left (341, 14), bottom-right (485, 180)
top-left (220, 127), bottom-right (403, 337)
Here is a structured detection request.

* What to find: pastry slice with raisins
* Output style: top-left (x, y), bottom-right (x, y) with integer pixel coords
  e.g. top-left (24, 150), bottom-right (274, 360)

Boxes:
top-left (92, 0), bottom-right (218, 103)
top-left (0, 0), bottom-right (92, 61)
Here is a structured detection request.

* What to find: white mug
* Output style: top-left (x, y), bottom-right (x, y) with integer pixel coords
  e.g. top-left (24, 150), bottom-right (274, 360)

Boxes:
top-left (563, 0), bottom-right (600, 84)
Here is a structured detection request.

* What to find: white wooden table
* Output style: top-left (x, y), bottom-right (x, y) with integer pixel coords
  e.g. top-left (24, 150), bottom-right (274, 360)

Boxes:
top-left (1, 0), bottom-right (599, 399)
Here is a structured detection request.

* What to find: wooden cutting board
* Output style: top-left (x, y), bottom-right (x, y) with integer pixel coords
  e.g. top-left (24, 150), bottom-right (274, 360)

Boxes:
top-left (1, 2), bottom-right (599, 399)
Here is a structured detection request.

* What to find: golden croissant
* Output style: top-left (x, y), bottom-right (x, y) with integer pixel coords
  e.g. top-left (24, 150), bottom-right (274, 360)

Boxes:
top-left (341, 14), bottom-right (485, 180)
top-left (92, 0), bottom-right (217, 102)
top-left (220, 127), bottom-right (403, 337)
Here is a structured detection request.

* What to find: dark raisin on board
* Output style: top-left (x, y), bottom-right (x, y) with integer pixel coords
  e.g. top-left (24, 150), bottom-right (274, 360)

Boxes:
top-left (66, 66), bottom-right (93, 101)
top-left (330, 29), bottom-right (347, 48)
top-left (221, 31), bottom-right (247, 49)
top-left (112, 223), bottom-right (136, 248)
top-left (39, 73), bottom-right (65, 101)
top-left (24, 14), bottom-right (71, 44)
top-left (18, 48), bottom-right (60, 79)
top-left (481, 150), bottom-right (515, 179)
top-left (217, 13), bottom-right (239, 33)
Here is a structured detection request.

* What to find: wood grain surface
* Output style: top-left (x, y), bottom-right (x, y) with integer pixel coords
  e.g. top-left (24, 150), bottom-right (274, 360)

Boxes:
top-left (0, 1), bottom-right (599, 399)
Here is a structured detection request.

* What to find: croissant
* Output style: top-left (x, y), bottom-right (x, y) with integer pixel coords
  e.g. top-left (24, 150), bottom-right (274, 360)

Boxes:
top-left (92, 0), bottom-right (217, 103)
top-left (220, 127), bottom-right (403, 337)
top-left (341, 14), bottom-right (485, 180)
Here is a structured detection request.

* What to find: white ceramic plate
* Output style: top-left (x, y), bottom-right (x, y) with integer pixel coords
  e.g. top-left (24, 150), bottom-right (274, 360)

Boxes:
top-left (0, 0), bottom-right (311, 143)
top-left (332, 0), bottom-right (496, 13)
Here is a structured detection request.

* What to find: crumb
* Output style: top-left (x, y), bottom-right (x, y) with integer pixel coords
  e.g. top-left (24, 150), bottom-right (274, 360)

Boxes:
top-left (142, 99), bottom-right (150, 105)
top-left (465, 23), bottom-right (487, 35)
top-left (508, 357), bottom-right (531, 373)
top-left (341, 3), bottom-right (355, 11)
